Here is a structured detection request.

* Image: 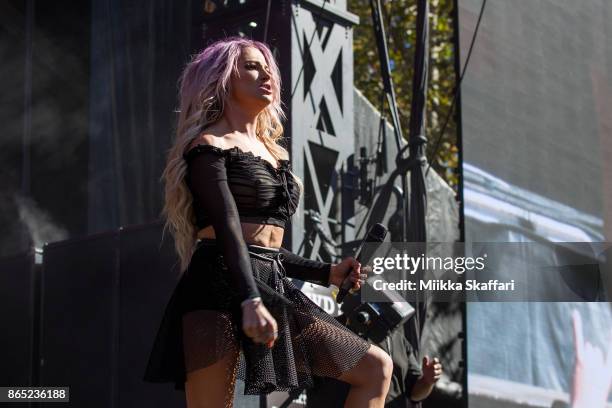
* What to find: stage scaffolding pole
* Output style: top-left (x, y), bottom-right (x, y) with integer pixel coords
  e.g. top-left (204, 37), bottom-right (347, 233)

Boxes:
top-left (369, 0), bottom-right (430, 365)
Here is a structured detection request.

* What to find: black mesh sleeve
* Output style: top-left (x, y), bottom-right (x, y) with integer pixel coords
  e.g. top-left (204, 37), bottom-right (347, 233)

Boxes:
top-left (279, 248), bottom-right (331, 287)
top-left (186, 149), bottom-right (260, 302)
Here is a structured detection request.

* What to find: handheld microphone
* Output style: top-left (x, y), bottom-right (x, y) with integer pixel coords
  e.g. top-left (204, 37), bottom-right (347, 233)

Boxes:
top-left (336, 223), bottom-right (388, 303)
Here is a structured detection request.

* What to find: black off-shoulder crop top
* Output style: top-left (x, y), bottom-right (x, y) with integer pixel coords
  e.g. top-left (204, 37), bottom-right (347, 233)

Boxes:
top-left (184, 144), bottom-right (300, 229)
top-left (183, 144), bottom-right (331, 303)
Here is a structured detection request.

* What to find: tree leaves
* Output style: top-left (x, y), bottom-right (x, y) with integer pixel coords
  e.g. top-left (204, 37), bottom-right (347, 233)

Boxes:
top-left (350, 0), bottom-right (459, 191)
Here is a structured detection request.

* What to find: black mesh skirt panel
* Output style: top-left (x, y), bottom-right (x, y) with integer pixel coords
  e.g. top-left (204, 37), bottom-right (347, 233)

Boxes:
top-left (143, 240), bottom-right (371, 395)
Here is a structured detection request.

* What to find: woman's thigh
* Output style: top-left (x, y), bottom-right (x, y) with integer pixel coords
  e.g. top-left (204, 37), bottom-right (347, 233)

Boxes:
top-left (292, 312), bottom-right (374, 380)
top-left (183, 310), bottom-right (241, 408)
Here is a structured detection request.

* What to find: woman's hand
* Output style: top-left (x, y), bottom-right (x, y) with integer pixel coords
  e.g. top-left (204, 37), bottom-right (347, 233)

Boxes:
top-left (241, 298), bottom-right (278, 349)
top-left (329, 257), bottom-right (365, 290)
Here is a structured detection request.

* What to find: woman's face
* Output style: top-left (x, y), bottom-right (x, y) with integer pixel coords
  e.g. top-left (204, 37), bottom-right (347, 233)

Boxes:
top-left (230, 46), bottom-right (274, 109)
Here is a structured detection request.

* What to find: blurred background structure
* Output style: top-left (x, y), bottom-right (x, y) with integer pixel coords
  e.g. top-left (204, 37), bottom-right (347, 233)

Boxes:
top-left (456, 0), bottom-right (612, 407)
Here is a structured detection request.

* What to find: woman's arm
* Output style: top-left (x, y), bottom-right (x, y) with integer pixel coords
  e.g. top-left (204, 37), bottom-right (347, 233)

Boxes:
top-left (278, 250), bottom-right (364, 292)
top-left (187, 147), bottom-right (260, 302)
top-left (278, 248), bottom-right (332, 286)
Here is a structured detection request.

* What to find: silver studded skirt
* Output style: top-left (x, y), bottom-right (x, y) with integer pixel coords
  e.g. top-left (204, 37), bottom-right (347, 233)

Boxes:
top-left (143, 239), bottom-right (370, 395)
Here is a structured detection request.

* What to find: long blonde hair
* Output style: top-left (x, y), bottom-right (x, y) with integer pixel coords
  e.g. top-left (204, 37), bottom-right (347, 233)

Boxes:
top-left (161, 37), bottom-right (296, 273)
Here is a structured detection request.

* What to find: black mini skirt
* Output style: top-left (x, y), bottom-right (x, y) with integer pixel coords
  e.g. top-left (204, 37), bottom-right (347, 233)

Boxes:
top-left (143, 239), bottom-right (371, 395)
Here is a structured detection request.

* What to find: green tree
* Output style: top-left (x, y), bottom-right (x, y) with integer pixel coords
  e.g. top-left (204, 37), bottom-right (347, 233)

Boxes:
top-left (349, 0), bottom-right (459, 192)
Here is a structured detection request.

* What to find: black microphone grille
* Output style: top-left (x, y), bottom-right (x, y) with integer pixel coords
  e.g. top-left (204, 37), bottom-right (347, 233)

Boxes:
top-left (367, 223), bottom-right (388, 242)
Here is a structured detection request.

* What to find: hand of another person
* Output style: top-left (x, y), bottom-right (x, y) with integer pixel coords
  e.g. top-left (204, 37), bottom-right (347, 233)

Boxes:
top-left (421, 356), bottom-right (443, 385)
top-left (241, 298), bottom-right (278, 349)
top-left (329, 257), bottom-right (364, 290)
top-left (570, 309), bottom-right (612, 408)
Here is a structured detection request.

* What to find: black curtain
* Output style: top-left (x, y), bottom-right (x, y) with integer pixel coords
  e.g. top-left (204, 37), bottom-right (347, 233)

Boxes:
top-left (88, 0), bottom-right (198, 232)
top-left (0, 0), bottom-right (199, 256)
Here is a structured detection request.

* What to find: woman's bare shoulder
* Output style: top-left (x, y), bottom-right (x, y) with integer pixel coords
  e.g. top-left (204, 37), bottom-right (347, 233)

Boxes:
top-left (187, 132), bottom-right (229, 152)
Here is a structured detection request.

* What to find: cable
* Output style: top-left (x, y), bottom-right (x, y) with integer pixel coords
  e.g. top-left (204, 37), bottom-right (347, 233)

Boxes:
top-left (425, 0), bottom-right (487, 177)
top-left (263, 0), bottom-right (272, 43)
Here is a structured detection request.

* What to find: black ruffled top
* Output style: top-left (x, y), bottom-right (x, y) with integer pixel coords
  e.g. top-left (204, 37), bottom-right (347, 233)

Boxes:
top-left (183, 144), bottom-right (300, 230)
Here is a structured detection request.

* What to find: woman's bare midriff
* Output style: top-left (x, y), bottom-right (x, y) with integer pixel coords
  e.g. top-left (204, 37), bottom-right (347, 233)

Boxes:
top-left (197, 223), bottom-right (285, 248)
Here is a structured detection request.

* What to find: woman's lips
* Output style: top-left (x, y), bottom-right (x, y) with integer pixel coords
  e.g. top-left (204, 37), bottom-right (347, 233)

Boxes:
top-left (259, 84), bottom-right (272, 93)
